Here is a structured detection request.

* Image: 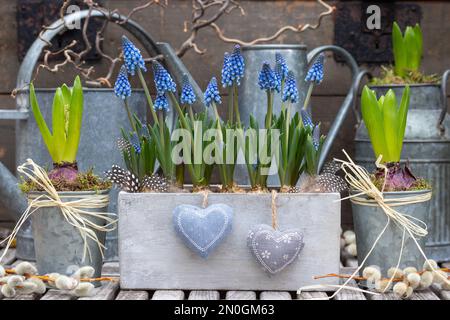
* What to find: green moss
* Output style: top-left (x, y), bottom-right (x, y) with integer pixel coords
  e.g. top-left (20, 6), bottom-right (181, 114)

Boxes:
top-left (370, 66), bottom-right (440, 85)
top-left (371, 174), bottom-right (431, 192)
top-left (19, 169), bottom-right (111, 193)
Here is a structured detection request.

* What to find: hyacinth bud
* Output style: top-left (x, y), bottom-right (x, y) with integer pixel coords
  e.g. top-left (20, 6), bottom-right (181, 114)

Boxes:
top-left (387, 267), bottom-right (404, 279)
top-left (7, 275), bottom-right (24, 287)
top-left (154, 93), bottom-right (170, 112)
top-left (305, 53), bottom-right (325, 84)
top-left (403, 267), bottom-right (418, 275)
top-left (55, 275), bottom-right (78, 290)
top-left (275, 53), bottom-right (289, 82)
top-left (419, 271), bottom-right (433, 289)
top-left (281, 71), bottom-right (299, 103)
top-left (121, 35), bottom-right (147, 76)
top-left (28, 277), bottom-right (47, 294)
top-left (258, 62), bottom-right (279, 91)
top-left (72, 266), bottom-right (95, 280)
top-left (345, 243), bottom-right (357, 257)
top-left (343, 230), bottom-right (356, 245)
top-left (393, 281), bottom-right (408, 297)
top-left (73, 282), bottom-right (95, 297)
top-left (204, 77), bottom-right (222, 107)
top-left (1, 284), bottom-right (16, 298)
top-left (152, 61), bottom-right (176, 94)
top-left (375, 279), bottom-right (392, 292)
top-left (14, 262), bottom-right (38, 276)
top-left (423, 259), bottom-right (438, 271)
top-left (0, 265), bottom-right (5, 277)
top-left (406, 272), bottom-right (421, 289)
top-left (114, 65), bottom-right (132, 100)
top-left (17, 281), bottom-right (38, 295)
top-left (180, 74), bottom-right (196, 105)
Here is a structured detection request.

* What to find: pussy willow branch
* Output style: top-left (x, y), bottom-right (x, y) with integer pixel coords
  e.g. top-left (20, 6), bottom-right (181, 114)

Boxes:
top-left (208, 0), bottom-right (335, 46)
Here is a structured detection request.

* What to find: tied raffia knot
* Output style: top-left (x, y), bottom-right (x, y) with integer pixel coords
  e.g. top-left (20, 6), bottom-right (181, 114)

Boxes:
top-left (0, 159), bottom-right (117, 264)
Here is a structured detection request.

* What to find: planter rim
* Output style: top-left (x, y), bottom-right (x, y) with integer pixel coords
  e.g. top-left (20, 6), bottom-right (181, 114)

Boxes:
top-left (119, 190), bottom-right (340, 196)
top-left (350, 189), bottom-right (431, 196)
top-left (27, 189), bottom-right (110, 198)
top-left (241, 44), bottom-right (307, 50)
top-left (31, 88), bottom-right (145, 92)
top-left (368, 83), bottom-right (441, 88)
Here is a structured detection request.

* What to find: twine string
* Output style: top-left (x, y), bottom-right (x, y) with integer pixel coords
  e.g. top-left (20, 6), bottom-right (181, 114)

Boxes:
top-left (271, 190), bottom-right (278, 230)
top-left (0, 159), bottom-right (117, 264)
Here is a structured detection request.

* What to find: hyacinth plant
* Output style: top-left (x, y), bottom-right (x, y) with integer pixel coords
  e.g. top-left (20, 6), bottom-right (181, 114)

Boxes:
top-left (29, 76), bottom-right (83, 182)
top-left (392, 22), bottom-right (422, 78)
top-left (361, 85), bottom-right (428, 191)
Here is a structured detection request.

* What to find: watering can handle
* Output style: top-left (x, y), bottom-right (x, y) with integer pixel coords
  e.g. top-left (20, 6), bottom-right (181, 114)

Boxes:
top-left (306, 45), bottom-right (371, 172)
top-left (10, 9), bottom-right (205, 119)
top-left (439, 69), bottom-right (450, 130)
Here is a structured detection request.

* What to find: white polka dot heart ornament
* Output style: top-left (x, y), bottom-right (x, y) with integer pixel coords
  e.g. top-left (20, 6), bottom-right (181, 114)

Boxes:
top-left (247, 224), bottom-right (305, 274)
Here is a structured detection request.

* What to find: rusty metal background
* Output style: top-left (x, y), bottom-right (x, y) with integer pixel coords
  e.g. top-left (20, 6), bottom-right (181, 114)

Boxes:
top-left (17, 0), bottom-right (103, 61)
top-left (334, 1), bottom-right (422, 64)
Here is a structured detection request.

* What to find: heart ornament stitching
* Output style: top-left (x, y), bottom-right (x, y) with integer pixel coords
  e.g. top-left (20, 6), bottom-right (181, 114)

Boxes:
top-left (247, 224), bottom-right (305, 274)
top-left (173, 203), bottom-right (233, 258)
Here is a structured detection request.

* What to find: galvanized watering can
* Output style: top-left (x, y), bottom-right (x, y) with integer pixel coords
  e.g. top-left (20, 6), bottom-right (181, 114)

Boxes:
top-left (354, 71), bottom-right (450, 262)
top-left (236, 44), bottom-right (367, 184)
top-left (0, 9), bottom-right (204, 261)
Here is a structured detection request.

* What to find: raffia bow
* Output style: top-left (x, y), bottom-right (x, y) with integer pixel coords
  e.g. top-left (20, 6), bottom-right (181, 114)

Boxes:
top-left (0, 159), bottom-right (117, 264)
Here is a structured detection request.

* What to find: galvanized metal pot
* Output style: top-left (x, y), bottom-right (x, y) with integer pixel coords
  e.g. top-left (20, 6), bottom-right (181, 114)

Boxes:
top-left (351, 190), bottom-right (431, 274)
top-left (30, 190), bottom-right (110, 278)
top-left (354, 79), bottom-right (450, 261)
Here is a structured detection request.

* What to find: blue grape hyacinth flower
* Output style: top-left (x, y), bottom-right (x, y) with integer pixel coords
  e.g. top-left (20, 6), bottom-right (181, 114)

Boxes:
top-left (154, 92), bottom-right (170, 112)
top-left (275, 53), bottom-right (289, 82)
top-left (180, 74), bottom-right (196, 105)
top-left (204, 77), bottom-right (222, 107)
top-left (221, 52), bottom-right (233, 88)
top-left (258, 62), bottom-right (279, 91)
top-left (122, 35), bottom-right (147, 76)
top-left (301, 110), bottom-right (314, 129)
top-left (305, 53), bottom-right (325, 84)
top-left (152, 61), bottom-right (177, 94)
top-left (229, 45), bottom-right (245, 85)
top-left (282, 71), bottom-right (299, 103)
top-left (114, 65), bottom-right (132, 100)
top-left (130, 133), bottom-right (141, 154)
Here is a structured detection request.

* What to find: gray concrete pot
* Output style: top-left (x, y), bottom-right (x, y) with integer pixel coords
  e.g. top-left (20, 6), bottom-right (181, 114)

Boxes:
top-left (351, 189), bottom-right (431, 274)
top-left (29, 190), bottom-right (110, 278)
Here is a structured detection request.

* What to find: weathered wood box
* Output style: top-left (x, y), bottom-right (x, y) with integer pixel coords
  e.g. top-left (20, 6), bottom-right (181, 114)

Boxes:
top-left (118, 191), bottom-right (341, 291)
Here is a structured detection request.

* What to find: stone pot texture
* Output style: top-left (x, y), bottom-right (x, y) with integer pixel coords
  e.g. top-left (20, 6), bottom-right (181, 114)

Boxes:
top-left (30, 190), bottom-right (110, 278)
top-left (351, 189), bottom-right (431, 274)
top-left (118, 191), bottom-right (341, 291)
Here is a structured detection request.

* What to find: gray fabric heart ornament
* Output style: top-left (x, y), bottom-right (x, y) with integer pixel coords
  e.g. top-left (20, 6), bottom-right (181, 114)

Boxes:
top-left (173, 204), bottom-right (233, 258)
top-left (247, 224), bottom-right (305, 274)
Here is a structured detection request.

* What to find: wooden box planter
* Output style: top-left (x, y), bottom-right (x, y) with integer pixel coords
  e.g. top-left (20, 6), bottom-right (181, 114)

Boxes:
top-left (118, 191), bottom-right (341, 291)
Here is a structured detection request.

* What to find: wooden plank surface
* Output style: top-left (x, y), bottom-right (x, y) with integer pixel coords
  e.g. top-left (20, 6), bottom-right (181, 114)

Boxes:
top-left (226, 291), bottom-right (257, 300)
top-left (3, 293), bottom-right (41, 300)
top-left (102, 262), bottom-right (120, 277)
top-left (188, 290), bottom-right (220, 300)
top-left (260, 291), bottom-right (292, 300)
top-left (152, 290), bottom-right (185, 300)
top-left (41, 289), bottom-right (76, 300)
top-left (116, 290), bottom-right (149, 300)
top-left (409, 289), bottom-right (440, 300)
top-left (78, 281), bottom-right (120, 300)
top-left (333, 267), bottom-right (366, 300)
top-left (366, 291), bottom-right (400, 300)
top-left (297, 291), bottom-right (328, 300)
top-left (431, 284), bottom-right (450, 300)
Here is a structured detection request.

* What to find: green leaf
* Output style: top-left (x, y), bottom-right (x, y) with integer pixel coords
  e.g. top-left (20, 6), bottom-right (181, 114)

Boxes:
top-left (381, 89), bottom-right (399, 162)
top-left (51, 87), bottom-right (66, 163)
top-left (392, 22), bottom-right (407, 77)
top-left (29, 83), bottom-right (57, 161)
top-left (361, 86), bottom-right (386, 160)
top-left (397, 85), bottom-right (410, 157)
top-left (404, 26), bottom-right (420, 71)
top-left (61, 84), bottom-right (72, 135)
top-left (63, 76), bottom-right (83, 162)
top-left (413, 24), bottom-right (423, 66)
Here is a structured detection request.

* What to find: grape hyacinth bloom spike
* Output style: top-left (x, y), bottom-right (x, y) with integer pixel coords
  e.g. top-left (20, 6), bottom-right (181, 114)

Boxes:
top-left (180, 74), bottom-right (196, 105)
top-left (312, 125), bottom-right (321, 151)
top-left (301, 110), bottom-right (314, 129)
top-left (130, 133), bottom-right (141, 155)
top-left (204, 77), bottom-right (222, 107)
top-left (154, 93), bottom-right (170, 112)
top-left (121, 35), bottom-right (147, 76)
top-left (152, 61), bottom-right (177, 94)
top-left (258, 62), bottom-right (279, 91)
top-left (114, 65), bottom-right (132, 100)
top-left (282, 71), bottom-right (299, 103)
top-left (221, 52), bottom-right (233, 88)
top-left (305, 53), bottom-right (325, 84)
top-left (229, 45), bottom-right (245, 85)
top-left (275, 53), bottom-right (289, 84)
